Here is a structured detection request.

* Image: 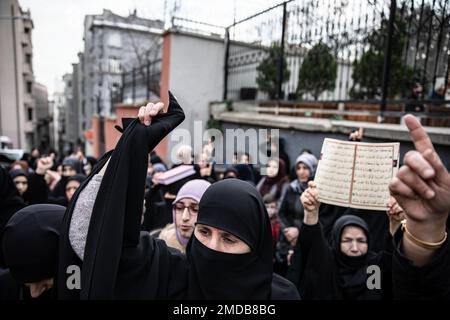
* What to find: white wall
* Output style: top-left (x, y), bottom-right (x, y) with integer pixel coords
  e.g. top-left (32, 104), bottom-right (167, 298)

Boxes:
top-left (167, 31), bottom-right (225, 161)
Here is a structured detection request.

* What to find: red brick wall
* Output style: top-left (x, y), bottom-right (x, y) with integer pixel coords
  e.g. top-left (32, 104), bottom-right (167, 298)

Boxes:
top-left (91, 116), bottom-right (100, 158)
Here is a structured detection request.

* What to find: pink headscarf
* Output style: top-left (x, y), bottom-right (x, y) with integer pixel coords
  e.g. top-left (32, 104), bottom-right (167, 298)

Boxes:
top-left (172, 179), bottom-right (211, 246)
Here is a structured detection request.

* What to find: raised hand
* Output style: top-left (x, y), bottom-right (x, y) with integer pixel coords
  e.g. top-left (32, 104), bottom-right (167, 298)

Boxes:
top-left (35, 156), bottom-right (54, 175)
top-left (389, 116), bottom-right (450, 236)
top-left (301, 181), bottom-right (320, 225)
top-left (138, 102), bottom-right (165, 126)
top-left (283, 227), bottom-right (299, 246)
top-left (389, 115), bottom-right (450, 265)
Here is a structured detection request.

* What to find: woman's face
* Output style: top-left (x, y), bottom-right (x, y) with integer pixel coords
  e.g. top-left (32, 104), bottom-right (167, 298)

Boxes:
top-left (62, 166), bottom-right (76, 177)
top-left (198, 153), bottom-right (209, 169)
top-left (266, 160), bottom-right (279, 178)
top-left (84, 163), bottom-right (92, 176)
top-left (31, 149), bottom-right (40, 158)
top-left (296, 162), bottom-right (311, 182)
top-left (340, 226), bottom-right (368, 257)
top-left (265, 202), bottom-right (277, 219)
top-left (174, 197), bottom-right (199, 239)
top-left (13, 176), bottom-right (28, 195)
top-left (65, 180), bottom-right (81, 201)
top-left (240, 154), bottom-right (250, 164)
top-left (194, 224), bottom-right (251, 254)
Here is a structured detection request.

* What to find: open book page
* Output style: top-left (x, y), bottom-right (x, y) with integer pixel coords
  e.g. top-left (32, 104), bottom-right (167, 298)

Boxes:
top-left (314, 139), bottom-right (355, 206)
top-left (314, 138), bottom-right (400, 211)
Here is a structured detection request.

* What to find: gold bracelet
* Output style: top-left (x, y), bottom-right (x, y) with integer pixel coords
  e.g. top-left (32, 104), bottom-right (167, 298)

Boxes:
top-left (401, 220), bottom-right (447, 250)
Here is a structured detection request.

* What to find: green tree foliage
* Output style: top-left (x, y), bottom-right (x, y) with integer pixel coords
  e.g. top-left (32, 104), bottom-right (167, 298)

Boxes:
top-left (350, 13), bottom-right (415, 99)
top-left (297, 42), bottom-right (337, 100)
top-left (256, 44), bottom-right (290, 99)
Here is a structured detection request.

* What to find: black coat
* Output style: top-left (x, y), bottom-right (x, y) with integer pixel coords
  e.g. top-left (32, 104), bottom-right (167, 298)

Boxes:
top-left (392, 226), bottom-right (450, 299)
top-left (23, 173), bottom-right (50, 205)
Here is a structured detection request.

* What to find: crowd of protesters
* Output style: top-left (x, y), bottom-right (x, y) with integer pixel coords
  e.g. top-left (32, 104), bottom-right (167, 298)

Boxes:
top-left (0, 92), bottom-right (449, 300)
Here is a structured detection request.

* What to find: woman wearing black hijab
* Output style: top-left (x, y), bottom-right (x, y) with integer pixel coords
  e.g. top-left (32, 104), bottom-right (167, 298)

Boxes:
top-left (56, 93), bottom-right (299, 300)
top-left (0, 166), bottom-right (26, 299)
top-left (287, 181), bottom-right (394, 300)
top-left (0, 204), bottom-right (66, 299)
top-left (0, 166), bottom-right (25, 233)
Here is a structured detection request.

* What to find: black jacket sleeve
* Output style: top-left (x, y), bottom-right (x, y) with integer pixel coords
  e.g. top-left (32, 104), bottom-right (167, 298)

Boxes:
top-left (287, 222), bottom-right (336, 300)
top-left (392, 226), bottom-right (450, 299)
top-left (57, 91), bottom-right (185, 300)
top-left (277, 190), bottom-right (290, 229)
top-left (24, 173), bottom-right (49, 205)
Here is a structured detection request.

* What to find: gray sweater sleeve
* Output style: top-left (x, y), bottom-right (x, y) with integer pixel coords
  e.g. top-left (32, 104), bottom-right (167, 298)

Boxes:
top-left (69, 174), bottom-right (104, 260)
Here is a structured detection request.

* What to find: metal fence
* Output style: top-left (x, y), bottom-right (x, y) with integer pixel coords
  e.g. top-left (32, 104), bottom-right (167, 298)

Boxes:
top-left (111, 59), bottom-right (162, 105)
top-left (223, 0), bottom-right (450, 113)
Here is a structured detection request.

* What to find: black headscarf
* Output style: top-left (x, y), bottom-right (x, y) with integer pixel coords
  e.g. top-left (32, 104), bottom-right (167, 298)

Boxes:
top-left (0, 166), bottom-right (25, 232)
top-left (66, 174), bottom-right (87, 185)
top-left (62, 158), bottom-right (83, 174)
top-left (1, 204), bottom-right (66, 283)
top-left (186, 179), bottom-right (273, 299)
top-left (9, 168), bottom-right (28, 181)
top-left (330, 215), bottom-right (372, 289)
top-left (223, 166), bottom-right (238, 179)
top-left (234, 164), bottom-right (256, 184)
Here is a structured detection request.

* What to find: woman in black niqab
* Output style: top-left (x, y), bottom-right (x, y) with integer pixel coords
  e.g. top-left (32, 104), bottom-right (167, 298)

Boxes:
top-left (288, 214), bottom-right (392, 300)
top-left (186, 179), bottom-right (297, 299)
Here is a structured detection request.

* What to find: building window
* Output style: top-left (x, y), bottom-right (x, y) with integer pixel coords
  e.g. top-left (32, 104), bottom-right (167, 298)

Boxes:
top-left (27, 107), bottom-right (33, 121)
top-left (25, 53), bottom-right (32, 64)
top-left (26, 81), bottom-right (32, 94)
top-left (24, 27), bottom-right (30, 34)
top-left (108, 33), bottom-right (122, 48)
top-left (108, 57), bottom-right (121, 73)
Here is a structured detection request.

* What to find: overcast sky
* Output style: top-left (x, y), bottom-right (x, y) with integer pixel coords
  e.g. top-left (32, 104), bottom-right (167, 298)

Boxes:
top-left (18, 0), bottom-right (282, 97)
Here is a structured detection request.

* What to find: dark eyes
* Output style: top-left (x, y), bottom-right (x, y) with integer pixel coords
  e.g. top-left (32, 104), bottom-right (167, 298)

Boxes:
top-left (223, 236), bottom-right (237, 244)
top-left (198, 227), bottom-right (210, 236)
top-left (197, 228), bottom-right (237, 244)
top-left (342, 239), bottom-right (367, 244)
